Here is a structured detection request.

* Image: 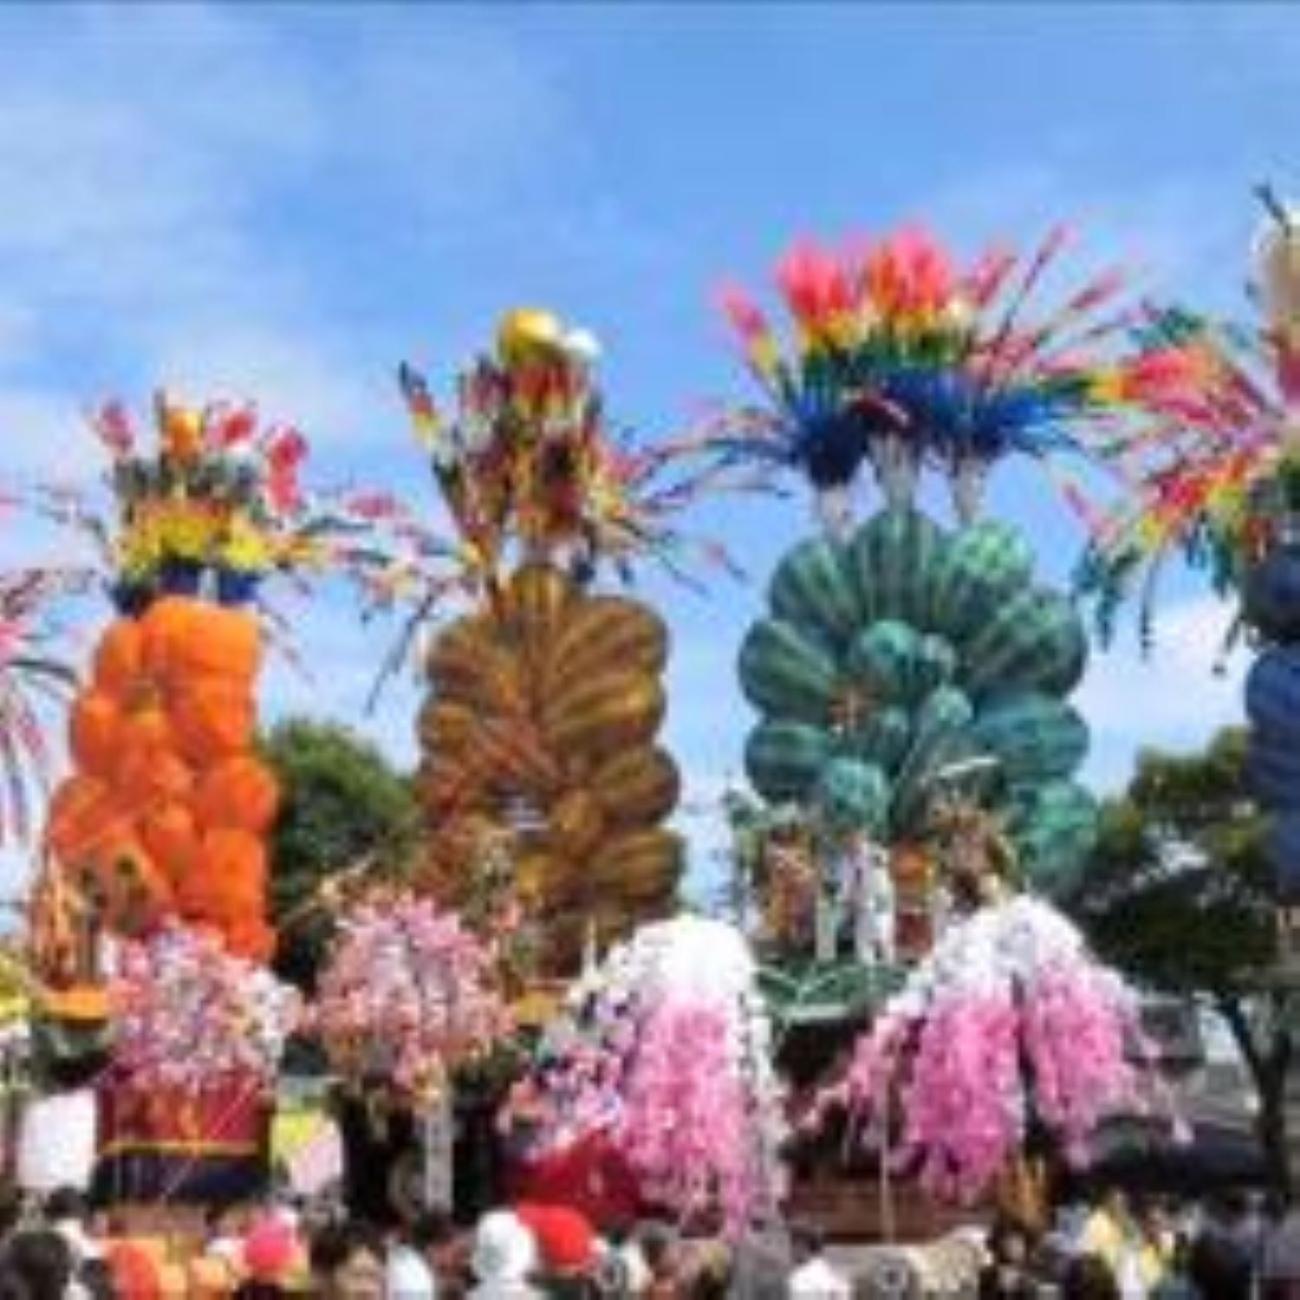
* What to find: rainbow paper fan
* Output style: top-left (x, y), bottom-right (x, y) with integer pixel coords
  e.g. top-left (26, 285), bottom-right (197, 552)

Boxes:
top-left (1073, 191), bottom-right (1300, 646)
top-left (712, 226), bottom-right (1140, 530)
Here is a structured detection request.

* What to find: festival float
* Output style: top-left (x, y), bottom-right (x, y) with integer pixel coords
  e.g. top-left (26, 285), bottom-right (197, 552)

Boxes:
top-left (25, 394), bottom-right (372, 1207)
top-left (1074, 190), bottom-right (1300, 901)
top-left (349, 307), bottom-right (745, 1216)
top-left (710, 226), bottom-right (1176, 1233)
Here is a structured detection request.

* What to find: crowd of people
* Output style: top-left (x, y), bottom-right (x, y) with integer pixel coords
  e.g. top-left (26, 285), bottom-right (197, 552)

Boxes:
top-left (0, 1182), bottom-right (1299, 1297)
top-left (976, 1187), bottom-right (1300, 1300)
top-left (0, 1184), bottom-right (802, 1298)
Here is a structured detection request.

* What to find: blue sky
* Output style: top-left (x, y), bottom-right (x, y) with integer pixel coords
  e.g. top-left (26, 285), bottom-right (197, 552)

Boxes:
top-left (0, 3), bottom-right (1296, 898)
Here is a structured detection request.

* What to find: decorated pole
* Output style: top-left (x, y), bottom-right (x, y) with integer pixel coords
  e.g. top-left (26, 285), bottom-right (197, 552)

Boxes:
top-left (1073, 195), bottom-right (1300, 894)
top-left (383, 308), bottom-right (746, 974)
top-left (26, 393), bottom-right (377, 1206)
top-left (710, 224), bottom-right (1183, 1225)
top-left (1073, 189), bottom-right (1300, 1191)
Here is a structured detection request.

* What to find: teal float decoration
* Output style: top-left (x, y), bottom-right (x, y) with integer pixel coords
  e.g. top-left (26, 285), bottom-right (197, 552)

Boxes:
top-left (739, 509), bottom-right (1096, 892)
top-left (711, 225), bottom-right (1169, 915)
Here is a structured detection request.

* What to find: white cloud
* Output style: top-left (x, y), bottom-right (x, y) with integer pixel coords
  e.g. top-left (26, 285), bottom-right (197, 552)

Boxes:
top-left (925, 158), bottom-right (1248, 307)
top-left (0, 5), bottom-right (575, 460)
top-left (0, 389), bottom-right (91, 482)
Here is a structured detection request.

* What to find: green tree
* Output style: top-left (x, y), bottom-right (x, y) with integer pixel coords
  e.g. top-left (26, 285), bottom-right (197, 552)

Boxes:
top-left (264, 718), bottom-right (421, 992)
top-left (1065, 727), bottom-right (1292, 1192)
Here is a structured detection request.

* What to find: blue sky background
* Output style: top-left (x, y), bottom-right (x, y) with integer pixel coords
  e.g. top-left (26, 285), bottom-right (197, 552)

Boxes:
top-left (0, 3), bottom-right (1296, 899)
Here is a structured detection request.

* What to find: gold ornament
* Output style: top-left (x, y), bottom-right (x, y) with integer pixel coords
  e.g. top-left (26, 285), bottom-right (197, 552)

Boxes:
top-left (496, 308), bottom-right (564, 367)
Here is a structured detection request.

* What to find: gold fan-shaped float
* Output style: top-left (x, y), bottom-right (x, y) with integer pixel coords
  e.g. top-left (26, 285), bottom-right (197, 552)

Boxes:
top-left (417, 564), bottom-right (682, 970)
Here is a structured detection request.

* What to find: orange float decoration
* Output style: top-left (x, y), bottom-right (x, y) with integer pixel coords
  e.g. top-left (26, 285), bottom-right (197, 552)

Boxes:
top-left (32, 392), bottom-right (387, 967)
top-left (38, 395), bottom-right (288, 963)
top-left (50, 595), bottom-right (276, 957)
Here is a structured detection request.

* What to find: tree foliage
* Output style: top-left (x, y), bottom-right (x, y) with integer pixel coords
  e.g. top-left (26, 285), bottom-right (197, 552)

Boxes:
top-left (1069, 728), bottom-right (1276, 992)
top-left (264, 717), bottom-right (421, 993)
top-left (1066, 727), bottom-right (1292, 1191)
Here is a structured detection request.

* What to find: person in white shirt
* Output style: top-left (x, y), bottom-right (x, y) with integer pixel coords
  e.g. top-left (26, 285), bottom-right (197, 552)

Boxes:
top-left (388, 1210), bottom-right (457, 1299)
top-left (17, 1092), bottom-right (96, 1198)
top-left (388, 1240), bottom-right (438, 1300)
top-left (469, 1211), bottom-right (541, 1300)
top-left (788, 1223), bottom-right (851, 1299)
top-left (838, 833), bottom-right (895, 966)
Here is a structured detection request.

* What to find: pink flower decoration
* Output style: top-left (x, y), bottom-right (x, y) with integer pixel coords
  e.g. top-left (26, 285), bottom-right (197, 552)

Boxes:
top-left (111, 921), bottom-right (301, 1097)
top-left (825, 898), bottom-right (1154, 1203)
top-left (314, 893), bottom-right (511, 1102)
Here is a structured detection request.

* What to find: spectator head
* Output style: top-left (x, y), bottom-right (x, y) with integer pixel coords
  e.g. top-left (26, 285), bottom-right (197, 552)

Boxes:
top-left (243, 1216), bottom-right (299, 1283)
top-left (233, 1284), bottom-right (288, 1300)
top-left (986, 1216), bottom-right (1030, 1267)
top-left (515, 1205), bottom-right (596, 1279)
top-left (1189, 1231), bottom-right (1252, 1300)
top-left (407, 1207), bottom-right (455, 1253)
top-left (105, 1240), bottom-right (164, 1300)
top-left (594, 1243), bottom-right (632, 1296)
top-left (687, 1242), bottom-right (732, 1300)
top-left (41, 1189), bottom-right (85, 1225)
top-left (1063, 1254), bottom-right (1120, 1300)
top-left (637, 1222), bottom-right (678, 1278)
top-left (4, 1230), bottom-right (74, 1300)
top-left (1137, 1198), bottom-right (1170, 1239)
top-left (310, 1222), bottom-right (385, 1299)
top-left (205, 1203), bottom-right (242, 1238)
top-left (308, 1223), bottom-right (351, 1280)
top-left (77, 1258), bottom-right (115, 1300)
top-left (790, 1222), bottom-right (825, 1265)
top-left (409, 1207), bottom-right (463, 1284)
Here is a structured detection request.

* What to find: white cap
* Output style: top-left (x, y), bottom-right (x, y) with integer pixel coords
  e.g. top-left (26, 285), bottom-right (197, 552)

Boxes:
top-left (472, 1211), bottom-right (537, 1284)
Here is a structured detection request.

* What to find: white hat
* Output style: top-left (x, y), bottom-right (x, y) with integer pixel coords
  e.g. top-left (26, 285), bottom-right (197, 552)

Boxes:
top-left (472, 1211), bottom-right (537, 1285)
